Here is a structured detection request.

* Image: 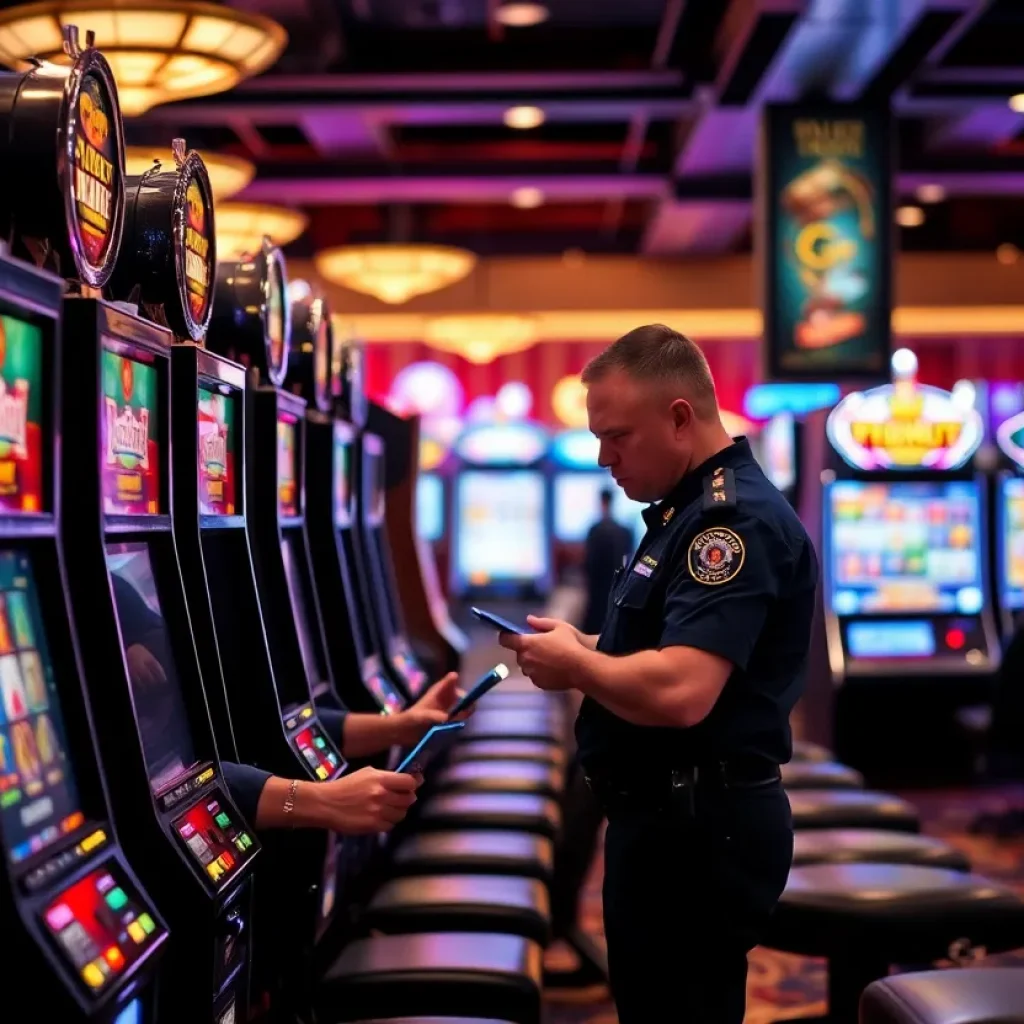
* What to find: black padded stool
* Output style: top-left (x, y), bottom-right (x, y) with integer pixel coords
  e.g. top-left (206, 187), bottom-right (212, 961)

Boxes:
top-left (793, 830), bottom-right (970, 871)
top-left (419, 793), bottom-right (561, 839)
top-left (783, 761), bottom-right (864, 790)
top-left (790, 790), bottom-right (920, 832)
top-left (364, 875), bottom-right (550, 945)
top-left (860, 967), bottom-right (1024, 1023)
top-left (765, 864), bottom-right (1024, 1024)
top-left (434, 760), bottom-right (562, 796)
top-left (793, 740), bottom-right (834, 763)
top-left (450, 739), bottom-right (563, 767)
top-left (352, 1019), bottom-right (518, 1024)
top-left (318, 932), bottom-right (543, 1023)
top-left (391, 831), bottom-right (554, 882)
top-left (462, 711), bottom-right (563, 744)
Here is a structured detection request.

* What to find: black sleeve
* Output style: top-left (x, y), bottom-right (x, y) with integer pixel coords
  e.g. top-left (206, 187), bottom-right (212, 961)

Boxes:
top-left (659, 510), bottom-right (786, 671)
top-left (222, 761), bottom-right (272, 826)
top-left (318, 707), bottom-right (350, 753)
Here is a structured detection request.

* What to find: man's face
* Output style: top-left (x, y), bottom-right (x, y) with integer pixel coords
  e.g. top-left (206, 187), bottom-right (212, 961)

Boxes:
top-left (586, 368), bottom-right (693, 503)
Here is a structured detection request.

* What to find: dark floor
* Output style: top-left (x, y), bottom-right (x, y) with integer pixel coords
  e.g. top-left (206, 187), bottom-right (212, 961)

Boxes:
top-left (542, 784), bottom-right (1024, 1023)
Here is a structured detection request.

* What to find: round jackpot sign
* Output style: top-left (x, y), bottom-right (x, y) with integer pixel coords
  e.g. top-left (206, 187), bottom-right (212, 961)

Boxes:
top-left (175, 148), bottom-right (216, 338)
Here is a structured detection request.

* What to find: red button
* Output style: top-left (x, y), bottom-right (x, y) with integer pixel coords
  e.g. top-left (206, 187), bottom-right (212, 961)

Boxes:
top-left (946, 628), bottom-right (965, 650)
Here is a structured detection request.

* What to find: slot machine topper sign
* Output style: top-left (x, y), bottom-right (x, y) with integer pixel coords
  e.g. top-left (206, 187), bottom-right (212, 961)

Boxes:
top-left (996, 403), bottom-right (1024, 472)
top-left (285, 294), bottom-right (332, 413)
top-left (826, 349), bottom-right (983, 471)
top-left (0, 26), bottom-right (125, 287)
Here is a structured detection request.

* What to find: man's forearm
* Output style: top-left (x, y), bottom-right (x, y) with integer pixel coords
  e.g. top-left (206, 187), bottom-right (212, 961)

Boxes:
top-left (570, 647), bottom-right (690, 728)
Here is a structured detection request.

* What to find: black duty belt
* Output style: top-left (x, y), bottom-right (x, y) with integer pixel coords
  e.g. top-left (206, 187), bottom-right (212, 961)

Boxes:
top-left (585, 759), bottom-right (781, 815)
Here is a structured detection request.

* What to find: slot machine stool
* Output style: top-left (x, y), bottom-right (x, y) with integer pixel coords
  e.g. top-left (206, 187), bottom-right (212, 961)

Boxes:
top-left (793, 740), bottom-right (835, 763)
top-left (860, 967), bottom-right (1024, 1023)
top-left (433, 759), bottom-right (563, 798)
top-left (389, 830), bottom-right (554, 883)
top-left (459, 713), bottom-right (565, 746)
top-left (448, 739), bottom-right (565, 768)
top-left (318, 932), bottom-right (543, 1024)
top-left (763, 864), bottom-right (1024, 1024)
top-left (793, 830), bottom-right (971, 871)
top-left (417, 792), bottom-right (561, 839)
top-left (783, 761), bottom-right (865, 789)
top-left (790, 790), bottom-right (921, 832)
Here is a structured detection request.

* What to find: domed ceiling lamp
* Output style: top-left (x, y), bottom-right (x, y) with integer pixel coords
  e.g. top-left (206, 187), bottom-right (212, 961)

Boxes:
top-left (215, 203), bottom-right (308, 260)
top-left (424, 314), bottom-right (539, 365)
top-left (126, 147), bottom-right (254, 200)
top-left (314, 244), bottom-right (477, 305)
top-left (0, 0), bottom-right (287, 116)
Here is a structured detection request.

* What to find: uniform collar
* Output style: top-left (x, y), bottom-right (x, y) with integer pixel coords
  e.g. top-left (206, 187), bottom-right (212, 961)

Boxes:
top-left (641, 436), bottom-right (752, 528)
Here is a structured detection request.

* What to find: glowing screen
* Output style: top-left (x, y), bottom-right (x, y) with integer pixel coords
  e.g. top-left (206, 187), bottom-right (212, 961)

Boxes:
top-left (827, 480), bottom-right (984, 616)
top-left (416, 473), bottom-right (444, 542)
top-left (1000, 476), bottom-right (1024, 611)
top-left (552, 472), bottom-right (646, 544)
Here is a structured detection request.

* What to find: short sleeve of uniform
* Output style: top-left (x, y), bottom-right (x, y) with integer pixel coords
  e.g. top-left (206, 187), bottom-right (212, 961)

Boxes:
top-left (659, 510), bottom-right (785, 671)
top-left (319, 708), bottom-right (349, 752)
top-left (222, 761), bottom-right (272, 826)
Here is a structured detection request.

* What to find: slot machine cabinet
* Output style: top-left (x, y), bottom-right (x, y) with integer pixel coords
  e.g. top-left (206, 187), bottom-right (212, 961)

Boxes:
top-left (0, 252), bottom-right (168, 1024)
top-left (365, 401), bottom-right (467, 677)
top-left (205, 244), bottom-right (347, 1015)
top-left (988, 385), bottom-right (1024, 641)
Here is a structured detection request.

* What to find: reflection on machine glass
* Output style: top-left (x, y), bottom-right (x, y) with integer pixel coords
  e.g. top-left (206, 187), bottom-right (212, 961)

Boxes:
top-left (416, 473), bottom-right (443, 542)
top-left (1001, 477), bottom-right (1024, 610)
top-left (280, 535), bottom-right (325, 683)
top-left (827, 480), bottom-right (983, 616)
top-left (455, 470), bottom-right (547, 584)
top-left (106, 543), bottom-right (198, 792)
top-left (0, 550), bottom-right (85, 865)
top-left (552, 472), bottom-right (646, 544)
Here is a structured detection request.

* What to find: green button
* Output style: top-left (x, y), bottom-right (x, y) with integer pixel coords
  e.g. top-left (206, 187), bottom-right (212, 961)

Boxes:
top-left (105, 887), bottom-right (128, 911)
top-left (215, 812), bottom-right (231, 828)
top-left (240, 834), bottom-right (252, 849)
top-left (314, 737), bottom-right (326, 749)
top-left (138, 913), bottom-right (156, 935)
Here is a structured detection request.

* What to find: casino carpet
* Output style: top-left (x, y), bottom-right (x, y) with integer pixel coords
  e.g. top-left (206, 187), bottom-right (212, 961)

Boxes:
top-left (542, 783), bottom-right (1024, 1023)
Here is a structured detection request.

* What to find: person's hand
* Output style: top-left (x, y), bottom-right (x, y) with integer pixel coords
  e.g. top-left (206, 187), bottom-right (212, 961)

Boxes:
top-left (392, 672), bottom-right (471, 745)
top-left (498, 616), bottom-right (586, 691)
top-left (125, 644), bottom-right (166, 689)
top-left (310, 767), bottom-right (420, 834)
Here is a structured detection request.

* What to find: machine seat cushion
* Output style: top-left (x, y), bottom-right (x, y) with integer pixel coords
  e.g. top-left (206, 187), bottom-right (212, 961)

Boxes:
top-left (462, 712), bottom-right (562, 743)
top-left (782, 761), bottom-right (864, 790)
top-left (789, 790), bottom-right (920, 832)
top-left (449, 740), bottom-right (562, 766)
top-left (766, 864), bottom-right (1024, 963)
top-left (365, 875), bottom-right (550, 945)
top-left (392, 830), bottom-right (553, 881)
top-left (351, 1019), bottom-right (519, 1024)
top-left (860, 967), bottom-right (1024, 1024)
top-left (792, 830), bottom-right (970, 871)
top-left (419, 793), bottom-right (561, 839)
top-left (319, 932), bottom-right (542, 1024)
top-left (435, 760), bottom-right (562, 796)
top-left (792, 740), bottom-right (834, 763)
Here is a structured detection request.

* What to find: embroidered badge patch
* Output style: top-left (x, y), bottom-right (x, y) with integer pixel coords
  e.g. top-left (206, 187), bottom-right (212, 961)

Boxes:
top-left (641, 554), bottom-right (659, 568)
top-left (633, 562), bottom-right (653, 577)
top-left (688, 527), bottom-right (745, 585)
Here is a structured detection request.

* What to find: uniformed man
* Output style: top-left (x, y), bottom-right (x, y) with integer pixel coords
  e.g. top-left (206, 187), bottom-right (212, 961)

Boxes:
top-left (499, 324), bottom-right (818, 1024)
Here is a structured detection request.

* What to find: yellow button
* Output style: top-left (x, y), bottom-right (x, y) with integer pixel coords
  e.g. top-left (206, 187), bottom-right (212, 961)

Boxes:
top-left (82, 963), bottom-right (105, 989)
top-left (127, 921), bottom-right (146, 944)
top-left (315, 767), bottom-right (328, 780)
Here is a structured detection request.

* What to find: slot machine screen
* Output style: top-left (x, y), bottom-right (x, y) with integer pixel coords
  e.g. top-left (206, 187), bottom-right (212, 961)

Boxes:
top-left (999, 476), bottom-right (1024, 610)
top-left (171, 788), bottom-right (256, 887)
top-left (0, 550), bottom-right (85, 865)
top-left (280, 533), bottom-right (327, 685)
top-left (333, 426), bottom-right (351, 528)
top-left (42, 863), bottom-right (165, 994)
top-left (826, 480), bottom-right (984, 616)
top-left (277, 413), bottom-right (298, 517)
top-left (417, 473), bottom-right (443, 542)
top-left (552, 473), bottom-right (645, 544)
top-left (106, 543), bottom-right (198, 793)
top-left (760, 413), bottom-right (796, 493)
top-left (0, 314), bottom-right (45, 514)
top-left (453, 470), bottom-right (548, 587)
top-left (365, 448), bottom-right (385, 525)
top-left (198, 385), bottom-right (238, 516)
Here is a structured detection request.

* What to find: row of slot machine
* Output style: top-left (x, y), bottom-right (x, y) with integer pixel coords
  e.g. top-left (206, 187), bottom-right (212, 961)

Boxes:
top-left (0, 32), bottom-right (442, 1024)
top-left (415, 411), bottom-right (797, 600)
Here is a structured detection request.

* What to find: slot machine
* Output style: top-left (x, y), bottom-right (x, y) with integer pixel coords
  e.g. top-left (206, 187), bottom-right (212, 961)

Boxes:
top-left (814, 349), bottom-right (998, 782)
top-left (203, 242), bottom-right (346, 1010)
top-left (990, 383), bottom-right (1024, 641)
top-left (448, 420), bottom-right (553, 601)
top-left (59, 133), bottom-right (260, 1024)
top-left (749, 412), bottom-right (800, 504)
top-left (0, 35), bottom-right (170, 1012)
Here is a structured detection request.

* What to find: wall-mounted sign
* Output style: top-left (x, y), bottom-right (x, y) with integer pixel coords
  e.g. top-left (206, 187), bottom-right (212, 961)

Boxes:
top-left (826, 351), bottom-right (983, 471)
top-left (550, 429), bottom-right (599, 469)
top-left (760, 103), bottom-right (892, 381)
top-left (744, 382), bottom-right (841, 420)
top-left (454, 422), bottom-right (549, 466)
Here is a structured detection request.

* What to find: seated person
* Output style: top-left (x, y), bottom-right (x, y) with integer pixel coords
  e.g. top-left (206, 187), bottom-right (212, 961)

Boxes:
top-left (108, 556), bottom-right (465, 836)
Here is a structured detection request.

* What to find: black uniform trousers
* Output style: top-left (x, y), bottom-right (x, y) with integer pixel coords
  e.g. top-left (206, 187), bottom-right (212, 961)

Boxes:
top-left (599, 775), bottom-right (794, 1024)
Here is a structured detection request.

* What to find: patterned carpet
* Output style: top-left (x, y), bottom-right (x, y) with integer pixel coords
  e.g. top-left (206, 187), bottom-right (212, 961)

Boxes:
top-left (543, 784), bottom-right (1024, 1024)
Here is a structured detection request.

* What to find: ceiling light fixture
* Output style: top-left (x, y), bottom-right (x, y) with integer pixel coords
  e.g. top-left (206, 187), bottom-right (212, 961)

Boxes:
top-left (1009, 93), bottom-right (1024, 113)
top-left (215, 203), bottom-right (308, 260)
top-left (495, 2), bottom-right (549, 28)
top-left (424, 314), bottom-right (539, 364)
top-left (126, 147), bottom-right (255, 199)
top-left (503, 105), bottom-right (545, 130)
top-left (895, 205), bottom-right (925, 228)
top-left (510, 186), bottom-right (544, 209)
top-left (915, 183), bottom-right (946, 204)
top-left (0, 0), bottom-right (287, 116)
top-left (996, 243), bottom-right (1020, 266)
top-left (315, 244), bottom-right (477, 305)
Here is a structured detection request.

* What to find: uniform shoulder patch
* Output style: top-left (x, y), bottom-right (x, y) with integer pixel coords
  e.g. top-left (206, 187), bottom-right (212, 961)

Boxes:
top-left (688, 526), bottom-right (745, 585)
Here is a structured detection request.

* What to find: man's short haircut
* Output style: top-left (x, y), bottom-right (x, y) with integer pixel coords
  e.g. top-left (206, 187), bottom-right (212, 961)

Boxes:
top-left (599, 488), bottom-right (614, 506)
top-left (580, 323), bottom-right (718, 419)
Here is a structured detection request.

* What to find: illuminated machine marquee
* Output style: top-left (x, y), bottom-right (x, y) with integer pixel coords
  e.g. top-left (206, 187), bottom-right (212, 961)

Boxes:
top-left (997, 410), bottom-right (1024, 471)
top-left (826, 350), bottom-right (983, 471)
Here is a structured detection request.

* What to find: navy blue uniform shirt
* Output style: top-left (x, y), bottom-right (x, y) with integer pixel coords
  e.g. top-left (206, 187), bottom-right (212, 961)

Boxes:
top-left (576, 437), bottom-right (818, 774)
